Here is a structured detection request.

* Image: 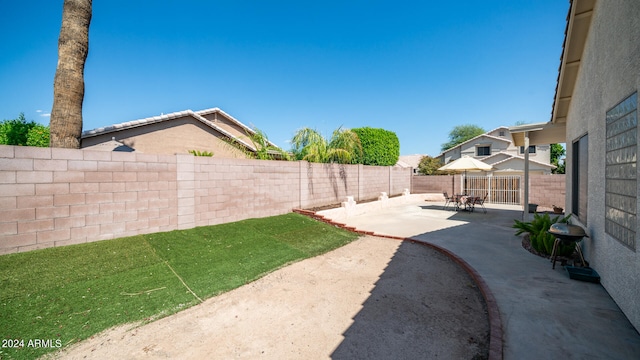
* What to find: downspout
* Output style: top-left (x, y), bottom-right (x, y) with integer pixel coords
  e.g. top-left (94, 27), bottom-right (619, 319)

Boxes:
top-left (523, 132), bottom-right (530, 221)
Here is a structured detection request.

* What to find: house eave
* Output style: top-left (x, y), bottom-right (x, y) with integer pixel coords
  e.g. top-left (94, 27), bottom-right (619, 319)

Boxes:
top-left (551, 0), bottom-right (596, 125)
top-left (508, 122), bottom-right (567, 147)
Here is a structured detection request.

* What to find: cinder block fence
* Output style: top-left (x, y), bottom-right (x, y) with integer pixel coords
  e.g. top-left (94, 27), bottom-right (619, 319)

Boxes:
top-left (0, 145), bottom-right (411, 254)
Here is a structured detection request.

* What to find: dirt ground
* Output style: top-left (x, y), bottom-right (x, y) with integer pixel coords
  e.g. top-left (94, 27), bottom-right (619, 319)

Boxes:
top-left (49, 236), bottom-right (489, 360)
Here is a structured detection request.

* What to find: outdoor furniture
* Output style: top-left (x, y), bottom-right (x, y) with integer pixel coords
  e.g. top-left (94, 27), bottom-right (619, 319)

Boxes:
top-left (455, 194), bottom-right (477, 211)
top-left (473, 193), bottom-right (488, 213)
top-left (443, 192), bottom-right (455, 210)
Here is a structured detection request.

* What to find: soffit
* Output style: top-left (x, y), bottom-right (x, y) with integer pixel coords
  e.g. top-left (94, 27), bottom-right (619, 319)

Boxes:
top-left (551, 0), bottom-right (596, 124)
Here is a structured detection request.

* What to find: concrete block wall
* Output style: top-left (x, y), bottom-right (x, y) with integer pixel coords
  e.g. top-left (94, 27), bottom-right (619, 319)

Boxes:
top-left (300, 162), bottom-right (361, 209)
top-left (390, 167), bottom-right (412, 195)
top-left (0, 146), bottom-right (178, 254)
top-left (1, 145), bottom-right (411, 254)
top-left (412, 174), bottom-right (565, 207)
top-left (528, 174), bottom-right (566, 209)
top-left (412, 175), bottom-right (460, 195)
top-left (360, 166), bottom-right (390, 200)
top-left (189, 156), bottom-right (301, 227)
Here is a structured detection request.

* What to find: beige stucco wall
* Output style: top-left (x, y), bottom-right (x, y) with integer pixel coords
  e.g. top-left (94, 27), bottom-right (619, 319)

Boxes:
top-left (198, 111), bottom-right (251, 142)
top-left (441, 130), bottom-right (552, 168)
top-left (564, 0), bottom-right (640, 331)
top-left (81, 116), bottom-right (250, 158)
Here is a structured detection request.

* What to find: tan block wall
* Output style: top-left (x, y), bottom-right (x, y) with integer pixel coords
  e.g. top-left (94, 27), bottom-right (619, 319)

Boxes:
top-left (412, 175), bottom-right (461, 196)
top-left (529, 174), bottom-right (566, 209)
top-left (0, 145), bottom-right (411, 254)
top-left (412, 174), bottom-right (565, 208)
top-left (0, 146), bottom-right (178, 254)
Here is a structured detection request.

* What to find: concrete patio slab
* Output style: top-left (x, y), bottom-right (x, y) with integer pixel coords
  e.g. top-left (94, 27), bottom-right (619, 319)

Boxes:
top-left (317, 195), bottom-right (640, 360)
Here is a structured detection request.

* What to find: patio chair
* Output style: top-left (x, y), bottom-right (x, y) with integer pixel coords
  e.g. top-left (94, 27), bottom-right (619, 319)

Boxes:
top-left (443, 192), bottom-right (454, 210)
top-left (473, 193), bottom-right (488, 213)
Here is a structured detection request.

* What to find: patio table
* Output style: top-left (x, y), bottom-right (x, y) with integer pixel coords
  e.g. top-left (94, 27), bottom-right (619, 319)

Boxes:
top-left (455, 195), bottom-right (478, 211)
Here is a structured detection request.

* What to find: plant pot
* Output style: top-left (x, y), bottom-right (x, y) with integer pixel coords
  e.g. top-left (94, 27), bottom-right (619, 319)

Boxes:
top-left (553, 206), bottom-right (563, 214)
top-left (528, 204), bottom-right (538, 213)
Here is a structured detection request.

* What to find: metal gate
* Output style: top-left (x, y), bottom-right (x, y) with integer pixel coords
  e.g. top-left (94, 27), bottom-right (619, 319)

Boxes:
top-left (464, 175), bottom-right (521, 205)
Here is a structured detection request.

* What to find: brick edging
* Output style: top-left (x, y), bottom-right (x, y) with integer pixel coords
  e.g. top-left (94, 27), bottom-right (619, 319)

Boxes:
top-left (293, 208), bottom-right (504, 360)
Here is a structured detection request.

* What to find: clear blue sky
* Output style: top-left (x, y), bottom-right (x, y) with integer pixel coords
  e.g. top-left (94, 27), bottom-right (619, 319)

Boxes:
top-left (0, 0), bottom-right (569, 156)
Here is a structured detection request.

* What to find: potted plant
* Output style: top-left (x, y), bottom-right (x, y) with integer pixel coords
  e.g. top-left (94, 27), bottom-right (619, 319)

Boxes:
top-left (552, 205), bottom-right (564, 214)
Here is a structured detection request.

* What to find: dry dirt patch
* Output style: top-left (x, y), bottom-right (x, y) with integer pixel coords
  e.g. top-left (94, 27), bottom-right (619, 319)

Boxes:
top-left (51, 236), bottom-right (489, 359)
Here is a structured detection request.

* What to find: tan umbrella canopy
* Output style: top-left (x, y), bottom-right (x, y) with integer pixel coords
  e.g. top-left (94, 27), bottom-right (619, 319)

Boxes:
top-left (438, 155), bottom-right (493, 173)
top-left (438, 156), bottom-right (493, 195)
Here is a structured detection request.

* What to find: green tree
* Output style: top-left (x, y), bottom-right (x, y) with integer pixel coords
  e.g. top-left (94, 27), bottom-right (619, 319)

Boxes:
top-left (0, 113), bottom-right (50, 147)
top-left (49, 0), bottom-right (92, 148)
top-left (351, 127), bottom-right (399, 166)
top-left (291, 127), bottom-right (362, 164)
top-left (550, 143), bottom-right (566, 174)
top-left (441, 124), bottom-right (485, 152)
top-left (417, 155), bottom-right (443, 175)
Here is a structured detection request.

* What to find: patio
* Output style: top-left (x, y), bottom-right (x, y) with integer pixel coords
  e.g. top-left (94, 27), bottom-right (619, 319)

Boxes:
top-left (317, 195), bottom-right (640, 360)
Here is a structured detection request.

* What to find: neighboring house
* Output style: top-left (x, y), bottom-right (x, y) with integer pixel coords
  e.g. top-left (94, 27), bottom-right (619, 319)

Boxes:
top-left (510, 0), bottom-right (640, 332)
top-left (395, 154), bottom-right (425, 174)
top-left (81, 108), bottom-right (281, 158)
top-left (436, 126), bottom-right (555, 175)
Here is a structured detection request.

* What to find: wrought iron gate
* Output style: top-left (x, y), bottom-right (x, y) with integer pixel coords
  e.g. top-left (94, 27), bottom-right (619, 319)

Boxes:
top-left (464, 175), bottom-right (521, 204)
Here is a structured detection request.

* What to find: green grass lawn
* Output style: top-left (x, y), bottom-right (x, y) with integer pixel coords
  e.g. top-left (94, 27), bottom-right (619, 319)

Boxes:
top-left (0, 213), bottom-right (359, 360)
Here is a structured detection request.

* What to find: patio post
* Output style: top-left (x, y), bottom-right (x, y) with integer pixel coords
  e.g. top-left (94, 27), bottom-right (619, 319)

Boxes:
top-left (523, 132), bottom-right (530, 221)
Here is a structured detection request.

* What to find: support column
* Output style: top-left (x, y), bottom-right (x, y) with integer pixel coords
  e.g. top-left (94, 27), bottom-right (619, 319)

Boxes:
top-left (523, 132), bottom-right (530, 221)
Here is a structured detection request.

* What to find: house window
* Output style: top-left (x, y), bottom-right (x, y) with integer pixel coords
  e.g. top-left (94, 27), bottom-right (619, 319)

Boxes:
top-left (499, 131), bottom-right (505, 137)
top-left (519, 146), bottom-right (536, 154)
top-left (571, 134), bottom-right (588, 224)
top-left (605, 92), bottom-right (637, 250)
top-left (476, 146), bottom-right (490, 156)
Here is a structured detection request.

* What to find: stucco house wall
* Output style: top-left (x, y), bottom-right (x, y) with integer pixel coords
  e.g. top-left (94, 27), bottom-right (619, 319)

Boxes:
top-left (80, 108), bottom-right (276, 159)
top-left (82, 115), bottom-right (249, 158)
top-left (439, 127), bottom-right (554, 174)
top-left (564, 0), bottom-right (640, 331)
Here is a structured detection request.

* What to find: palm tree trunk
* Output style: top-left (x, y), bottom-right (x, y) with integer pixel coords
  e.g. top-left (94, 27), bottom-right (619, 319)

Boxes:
top-left (49, 0), bottom-right (92, 149)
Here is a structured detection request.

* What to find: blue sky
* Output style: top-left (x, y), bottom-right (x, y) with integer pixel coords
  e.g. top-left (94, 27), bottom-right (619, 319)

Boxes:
top-left (0, 0), bottom-right (569, 156)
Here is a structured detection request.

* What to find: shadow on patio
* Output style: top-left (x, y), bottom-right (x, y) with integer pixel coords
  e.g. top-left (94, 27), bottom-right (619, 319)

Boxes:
top-left (318, 200), bottom-right (640, 360)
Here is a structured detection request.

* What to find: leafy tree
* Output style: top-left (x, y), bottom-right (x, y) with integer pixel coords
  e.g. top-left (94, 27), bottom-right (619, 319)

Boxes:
top-left (351, 127), bottom-right (399, 166)
top-left (417, 155), bottom-right (443, 175)
top-left (50, 0), bottom-right (92, 148)
top-left (291, 127), bottom-right (362, 164)
top-left (441, 124), bottom-right (485, 152)
top-left (0, 113), bottom-right (50, 147)
top-left (550, 143), bottom-right (566, 174)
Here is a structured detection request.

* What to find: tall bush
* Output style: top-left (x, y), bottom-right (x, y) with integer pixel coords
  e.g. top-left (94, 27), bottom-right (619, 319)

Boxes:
top-left (351, 127), bottom-right (399, 166)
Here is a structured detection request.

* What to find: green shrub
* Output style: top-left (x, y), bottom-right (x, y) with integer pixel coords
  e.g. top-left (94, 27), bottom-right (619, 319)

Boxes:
top-left (351, 127), bottom-right (399, 166)
top-left (188, 150), bottom-right (213, 157)
top-left (513, 213), bottom-right (573, 256)
top-left (0, 113), bottom-right (50, 147)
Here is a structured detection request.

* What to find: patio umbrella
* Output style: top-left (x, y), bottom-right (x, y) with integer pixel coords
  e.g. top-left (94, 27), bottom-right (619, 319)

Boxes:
top-left (438, 156), bottom-right (493, 173)
top-left (438, 156), bottom-right (493, 194)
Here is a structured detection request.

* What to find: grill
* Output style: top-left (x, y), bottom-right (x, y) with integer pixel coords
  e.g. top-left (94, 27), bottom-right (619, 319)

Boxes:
top-left (548, 223), bottom-right (589, 269)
